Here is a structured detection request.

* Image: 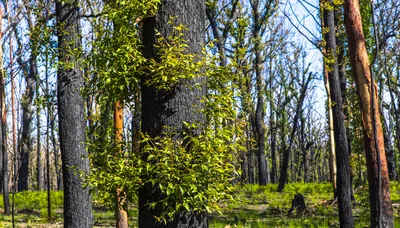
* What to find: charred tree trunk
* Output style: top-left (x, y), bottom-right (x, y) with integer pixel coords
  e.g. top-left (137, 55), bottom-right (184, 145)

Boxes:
top-left (323, 1), bottom-right (354, 226)
top-left (270, 105), bottom-right (277, 183)
top-left (384, 54), bottom-right (398, 180)
top-left (278, 74), bottom-right (311, 192)
top-left (36, 76), bottom-right (42, 191)
top-left (56, 1), bottom-right (92, 227)
top-left (344, 0), bottom-right (394, 226)
top-left (17, 56), bottom-right (36, 192)
top-left (139, 0), bottom-right (207, 227)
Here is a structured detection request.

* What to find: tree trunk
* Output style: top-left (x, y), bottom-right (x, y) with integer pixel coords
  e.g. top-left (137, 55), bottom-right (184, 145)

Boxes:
top-left (36, 77), bottom-right (42, 191)
top-left (278, 74), bottom-right (311, 192)
top-left (139, 0), bottom-right (207, 227)
top-left (45, 52), bottom-right (52, 221)
top-left (50, 104), bottom-right (62, 190)
top-left (18, 56), bottom-right (36, 192)
top-left (114, 100), bottom-right (128, 228)
top-left (300, 112), bottom-right (309, 183)
top-left (323, 1), bottom-right (354, 226)
top-left (0, 14), bottom-right (10, 212)
top-left (270, 107), bottom-right (277, 183)
top-left (385, 54), bottom-right (399, 181)
top-left (56, 1), bottom-right (92, 227)
top-left (344, 0), bottom-right (394, 226)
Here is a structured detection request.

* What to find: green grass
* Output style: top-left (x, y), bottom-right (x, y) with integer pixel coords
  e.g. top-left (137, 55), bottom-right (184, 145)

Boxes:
top-left (0, 182), bottom-right (400, 227)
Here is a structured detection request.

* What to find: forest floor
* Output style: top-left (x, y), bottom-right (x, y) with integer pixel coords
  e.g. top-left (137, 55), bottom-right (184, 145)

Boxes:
top-left (1, 182), bottom-right (400, 227)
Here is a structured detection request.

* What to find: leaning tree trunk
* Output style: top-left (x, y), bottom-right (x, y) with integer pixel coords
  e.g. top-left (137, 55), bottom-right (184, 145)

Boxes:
top-left (323, 1), bottom-right (354, 227)
top-left (344, 0), bottom-right (394, 227)
top-left (278, 74), bottom-right (311, 192)
top-left (56, 1), bottom-right (92, 227)
top-left (139, 0), bottom-right (208, 227)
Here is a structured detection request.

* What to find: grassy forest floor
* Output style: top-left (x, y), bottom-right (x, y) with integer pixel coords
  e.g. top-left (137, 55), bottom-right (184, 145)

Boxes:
top-left (1, 182), bottom-right (400, 227)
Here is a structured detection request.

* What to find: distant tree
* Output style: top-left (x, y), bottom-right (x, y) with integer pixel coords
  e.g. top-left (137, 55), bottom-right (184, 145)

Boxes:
top-left (0, 8), bottom-right (10, 213)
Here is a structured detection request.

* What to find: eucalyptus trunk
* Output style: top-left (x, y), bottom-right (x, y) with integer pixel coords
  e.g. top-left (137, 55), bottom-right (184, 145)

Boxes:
top-left (323, 1), bottom-right (354, 226)
top-left (344, 0), bottom-right (394, 226)
top-left (0, 17), bottom-right (10, 212)
top-left (139, 0), bottom-right (207, 227)
top-left (56, 0), bottom-right (92, 226)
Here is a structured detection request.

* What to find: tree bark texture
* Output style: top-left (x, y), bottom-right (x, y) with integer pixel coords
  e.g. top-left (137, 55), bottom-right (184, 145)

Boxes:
top-left (114, 100), bottom-right (128, 228)
top-left (0, 15), bottom-right (10, 212)
top-left (323, 2), bottom-right (354, 227)
top-left (140, 0), bottom-right (207, 227)
top-left (56, 1), bottom-right (92, 227)
top-left (344, 0), bottom-right (394, 226)
top-left (17, 57), bottom-right (36, 192)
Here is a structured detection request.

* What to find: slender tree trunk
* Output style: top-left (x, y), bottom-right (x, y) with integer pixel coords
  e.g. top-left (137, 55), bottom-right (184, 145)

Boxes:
top-left (11, 34), bottom-right (18, 194)
top-left (384, 52), bottom-right (398, 180)
top-left (36, 77), bottom-right (42, 191)
top-left (300, 113), bottom-right (309, 183)
top-left (379, 79), bottom-right (396, 180)
top-left (17, 57), bottom-right (36, 192)
top-left (50, 104), bottom-right (61, 190)
top-left (114, 100), bottom-right (128, 228)
top-left (247, 116), bottom-right (254, 184)
top-left (278, 74), bottom-right (311, 192)
top-left (0, 13), bottom-right (10, 212)
top-left (324, 70), bottom-right (337, 197)
top-left (270, 106), bottom-right (277, 183)
top-left (56, 1), bottom-right (92, 226)
top-left (45, 52), bottom-right (52, 220)
top-left (323, 1), bottom-right (354, 226)
top-left (344, 0), bottom-right (394, 226)
top-left (139, 0), bottom-right (207, 227)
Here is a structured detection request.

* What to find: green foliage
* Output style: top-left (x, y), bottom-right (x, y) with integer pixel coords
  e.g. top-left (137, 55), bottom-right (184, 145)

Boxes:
top-left (0, 191), bottom-right (63, 221)
top-left (86, 0), bottom-right (160, 102)
top-left (144, 24), bottom-right (202, 90)
top-left (87, 13), bottom-right (245, 222)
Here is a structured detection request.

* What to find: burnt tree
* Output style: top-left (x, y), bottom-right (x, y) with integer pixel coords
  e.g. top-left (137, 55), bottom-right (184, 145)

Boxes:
top-left (56, 0), bottom-right (92, 227)
top-left (139, 0), bottom-right (208, 227)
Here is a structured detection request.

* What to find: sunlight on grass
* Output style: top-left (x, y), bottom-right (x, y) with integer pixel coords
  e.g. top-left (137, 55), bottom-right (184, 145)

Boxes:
top-left (0, 182), bottom-right (399, 227)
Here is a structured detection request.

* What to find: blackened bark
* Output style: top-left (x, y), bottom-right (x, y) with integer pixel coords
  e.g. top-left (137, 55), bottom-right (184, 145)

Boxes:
top-left (300, 113), bottom-right (309, 183)
top-left (56, 1), bottom-right (92, 227)
top-left (379, 78), bottom-right (397, 180)
top-left (17, 57), bottom-right (36, 192)
top-left (251, 3), bottom-right (268, 186)
top-left (140, 0), bottom-right (207, 227)
top-left (270, 109), bottom-right (277, 183)
top-left (278, 74), bottom-right (311, 192)
top-left (324, 2), bottom-right (354, 227)
top-left (385, 58), bottom-right (398, 180)
top-left (36, 78), bottom-right (42, 191)
top-left (255, 86), bottom-right (268, 185)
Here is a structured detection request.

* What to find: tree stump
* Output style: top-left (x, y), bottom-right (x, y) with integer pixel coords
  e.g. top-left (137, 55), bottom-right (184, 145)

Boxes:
top-left (288, 193), bottom-right (306, 215)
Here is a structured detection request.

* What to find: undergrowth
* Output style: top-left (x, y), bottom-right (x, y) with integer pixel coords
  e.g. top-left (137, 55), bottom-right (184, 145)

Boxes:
top-left (0, 182), bottom-right (399, 227)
